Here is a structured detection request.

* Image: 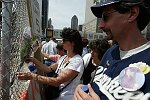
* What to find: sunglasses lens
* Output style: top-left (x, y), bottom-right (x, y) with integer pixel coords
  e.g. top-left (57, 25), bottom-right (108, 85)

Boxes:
top-left (63, 39), bottom-right (69, 42)
top-left (102, 15), bottom-right (109, 22)
top-left (102, 10), bottom-right (117, 22)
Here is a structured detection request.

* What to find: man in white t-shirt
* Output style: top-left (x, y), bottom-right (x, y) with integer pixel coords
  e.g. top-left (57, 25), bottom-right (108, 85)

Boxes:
top-left (41, 37), bottom-right (57, 66)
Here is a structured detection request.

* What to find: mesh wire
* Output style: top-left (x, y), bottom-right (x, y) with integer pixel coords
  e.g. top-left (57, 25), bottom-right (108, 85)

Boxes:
top-left (0, 0), bottom-right (31, 99)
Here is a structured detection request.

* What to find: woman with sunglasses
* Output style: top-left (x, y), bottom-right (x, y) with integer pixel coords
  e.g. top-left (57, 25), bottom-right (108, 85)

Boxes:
top-left (81, 39), bottom-right (110, 85)
top-left (17, 28), bottom-right (84, 100)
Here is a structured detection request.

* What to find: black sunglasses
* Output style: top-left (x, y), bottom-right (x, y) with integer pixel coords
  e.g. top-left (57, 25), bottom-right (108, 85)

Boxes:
top-left (102, 10), bottom-right (117, 22)
top-left (62, 39), bottom-right (70, 42)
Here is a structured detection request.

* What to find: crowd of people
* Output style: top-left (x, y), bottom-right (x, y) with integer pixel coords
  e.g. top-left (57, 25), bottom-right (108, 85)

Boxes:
top-left (17, 28), bottom-right (85, 100)
top-left (17, 0), bottom-right (150, 100)
top-left (73, 0), bottom-right (150, 100)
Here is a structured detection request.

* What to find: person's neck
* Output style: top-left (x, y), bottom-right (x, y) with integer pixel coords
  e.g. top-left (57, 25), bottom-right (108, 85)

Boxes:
top-left (92, 58), bottom-right (100, 66)
top-left (67, 51), bottom-right (76, 58)
top-left (118, 31), bottom-right (148, 51)
top-left (64, 52), bottom-right (76, 63)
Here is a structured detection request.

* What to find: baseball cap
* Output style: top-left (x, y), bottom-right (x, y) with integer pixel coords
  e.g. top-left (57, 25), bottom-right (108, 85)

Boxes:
top-left (91, 0), bottom-right (146, 18)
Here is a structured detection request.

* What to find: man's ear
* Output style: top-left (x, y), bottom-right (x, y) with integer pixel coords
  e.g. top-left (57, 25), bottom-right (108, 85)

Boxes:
top-left (128, 5), bottom-right (139, 22)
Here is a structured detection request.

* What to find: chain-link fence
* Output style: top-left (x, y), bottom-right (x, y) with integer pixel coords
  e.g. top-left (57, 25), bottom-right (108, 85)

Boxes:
top-left (0, 0), bottom-right (31, 99)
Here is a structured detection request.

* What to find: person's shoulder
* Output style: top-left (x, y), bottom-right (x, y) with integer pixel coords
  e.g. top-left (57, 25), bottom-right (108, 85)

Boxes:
top-left (41, 41), bottom-right (46, 45)
top-left (47, 40), bottom-right (52, 43)
top-left (71, 55), bottom-right (83, 62)
top-left (83, 53), bottom-right (91, 68)
top-left (101, 44), bottom-right (119, 60)
top-left (107, 44), bottom-right (119, 52)
top-left (74, 54), bottom-right (83, 59)
top-left (58, 55), bottom-right (67, 62)
top-left (83, 53), bottom-right (91, 61)
top-left (42, 42), bottom-right (48, 47)
top-left (83, 53), bottom-right (91, 58)
top-left (60, 55), bottom-right (67, 59)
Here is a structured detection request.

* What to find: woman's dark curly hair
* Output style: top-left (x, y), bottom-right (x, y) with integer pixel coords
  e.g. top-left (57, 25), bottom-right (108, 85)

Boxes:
top-left (61, 28), bottom-right (83, 55)
top-left (113, 2), bottom-right (150, 31)
top-left (89, 39), bottom-right (110, 60)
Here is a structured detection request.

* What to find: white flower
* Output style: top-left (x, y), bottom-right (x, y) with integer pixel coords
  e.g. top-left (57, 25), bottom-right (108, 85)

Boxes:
top-left (129, 62), bottom-right (150, 74)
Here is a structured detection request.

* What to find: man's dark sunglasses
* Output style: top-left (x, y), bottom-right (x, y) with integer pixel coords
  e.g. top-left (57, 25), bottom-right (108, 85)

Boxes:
top-left (102, 10), bottom-right (117, 22)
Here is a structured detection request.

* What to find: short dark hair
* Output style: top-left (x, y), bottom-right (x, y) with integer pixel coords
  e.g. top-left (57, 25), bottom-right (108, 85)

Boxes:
top-left (82, 38), bottom-right (89, 47)
top-left (89, 39), bottom-right (110, 60)
top-left (56, 43), bottom-right (63, 50)
top-left (61, 28), bottom-right (83, 55)
top-left (113, 2), bottom-right (150, 31)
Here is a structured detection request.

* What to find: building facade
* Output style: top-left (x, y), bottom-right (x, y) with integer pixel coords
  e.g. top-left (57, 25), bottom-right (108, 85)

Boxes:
top-left (82, 0), bottom-right (105, 40)
top-left (42, 0), bottom-right (49, 35)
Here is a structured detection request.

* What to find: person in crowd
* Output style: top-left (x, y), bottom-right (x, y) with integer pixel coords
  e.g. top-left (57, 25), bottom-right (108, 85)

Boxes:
top-left (41, 37), bottom-right (57, 66)
top-left (41, 37), bottom-right (47, 46)
top-left (17, 28), bottom-right (84, 100)
top-left (42, 43), bottom-right (66, 62)
top-left (41, 40), bottom-right (47, 46)
top-left (81, 39), bottom-right (110, 85)
top-left (82, 38), bottom-right (89, 57)
top-left (73, 0), bottom-right (150, 100)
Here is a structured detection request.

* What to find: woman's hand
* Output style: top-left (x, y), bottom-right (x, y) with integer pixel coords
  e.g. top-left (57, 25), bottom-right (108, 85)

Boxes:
top-left (73, 84), bottom-right (100, 100)
top-left (25, 57), bottom-right (34, 63)
top-left (25, 57), bottom-right (38, 64)
top-left (16, 72), bottom-right (37, 80)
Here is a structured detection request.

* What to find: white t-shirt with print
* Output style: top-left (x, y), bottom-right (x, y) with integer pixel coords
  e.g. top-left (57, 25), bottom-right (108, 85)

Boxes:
top-left (56, 54), bottom-right (84, 100)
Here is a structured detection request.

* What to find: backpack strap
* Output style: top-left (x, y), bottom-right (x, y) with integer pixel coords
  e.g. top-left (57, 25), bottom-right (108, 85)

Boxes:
top-left (60, 74), bottom-right (78, 92)
top-left (59, 55), bottom-right (84, 91)
top-left (55, 55), bottom-right (67, 73)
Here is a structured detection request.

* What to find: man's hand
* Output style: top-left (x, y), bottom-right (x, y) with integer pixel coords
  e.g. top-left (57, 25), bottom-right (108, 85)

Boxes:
top-left (73, 84), bottom-right (100, 100)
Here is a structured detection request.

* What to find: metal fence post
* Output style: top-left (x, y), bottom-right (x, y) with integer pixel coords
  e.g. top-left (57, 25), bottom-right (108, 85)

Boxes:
top-left (0, 0), bottom-right (12, 100)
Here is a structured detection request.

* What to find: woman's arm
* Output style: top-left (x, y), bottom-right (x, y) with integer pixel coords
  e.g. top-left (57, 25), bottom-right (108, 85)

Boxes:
top-left (17, 69), bottom-right (78, 87)
top-left (42, 53), bottom-right (60, 62)
top-left (37, 69), bottom-right (78, 86)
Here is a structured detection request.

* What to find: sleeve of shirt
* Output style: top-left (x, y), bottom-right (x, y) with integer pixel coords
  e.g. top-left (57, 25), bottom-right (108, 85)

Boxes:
top-left (67, 56), bottom-right (84, 72)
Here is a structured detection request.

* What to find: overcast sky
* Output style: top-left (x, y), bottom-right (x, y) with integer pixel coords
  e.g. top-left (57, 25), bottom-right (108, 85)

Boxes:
top-left (48, 0), bottom-right (86, 29)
